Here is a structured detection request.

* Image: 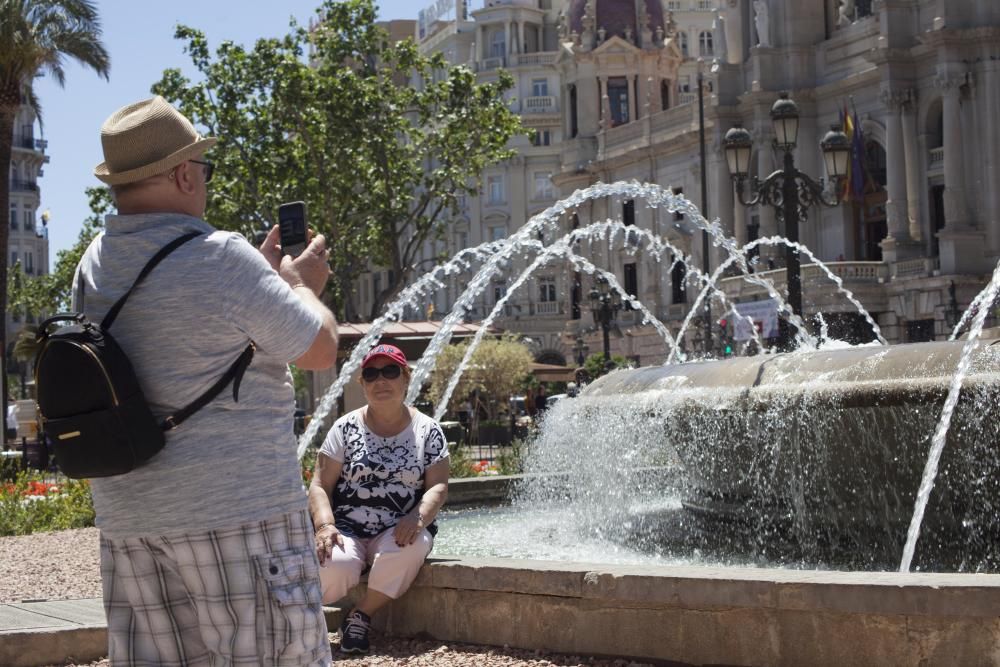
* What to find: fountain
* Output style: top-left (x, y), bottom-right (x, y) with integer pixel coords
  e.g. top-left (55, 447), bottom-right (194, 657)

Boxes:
top-left (304, 182), bottom-right (1000, 665)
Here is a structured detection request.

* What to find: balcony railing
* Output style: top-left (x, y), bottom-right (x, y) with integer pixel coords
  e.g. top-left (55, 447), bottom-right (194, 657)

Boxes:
top-left (522, 95), bottom-right (556, 113)
top-left (677, 92), bottom-right (697, 106)
top-left (10, 179), bottom-right (38, 192)
top-left (478, 56), bottom-right (505, 71)
top-left (928, 146), bottom-right (944, 171)
top-left (718, 261), bottom-right (888, 298)
top-left (511, 52), bottom-right (558, 67)
top-left (534, 301), bottom-right (559, 315)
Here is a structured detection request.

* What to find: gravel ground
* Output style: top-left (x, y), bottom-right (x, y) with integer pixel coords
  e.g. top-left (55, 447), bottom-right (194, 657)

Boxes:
top-left (3, 528), bottom-right (654, 667)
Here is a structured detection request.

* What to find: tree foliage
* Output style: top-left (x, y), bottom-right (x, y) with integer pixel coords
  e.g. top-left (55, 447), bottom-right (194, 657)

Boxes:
top-left (152, 0), bottom-right (522, 320)
top-left (583, 352), bottom-right (630, 380)
top-left (0, 0), bottom-right (109, 417)
top-left (428, 334), bottom-right (534, 421)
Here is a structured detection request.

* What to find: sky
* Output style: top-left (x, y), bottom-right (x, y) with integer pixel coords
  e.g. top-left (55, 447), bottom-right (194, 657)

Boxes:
top-left (33, 0), bottom-right (417, 266)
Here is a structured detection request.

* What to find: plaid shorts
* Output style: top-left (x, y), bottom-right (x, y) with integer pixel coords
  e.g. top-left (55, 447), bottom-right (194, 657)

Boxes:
top-left (100, 509), bottom-right (331, 666)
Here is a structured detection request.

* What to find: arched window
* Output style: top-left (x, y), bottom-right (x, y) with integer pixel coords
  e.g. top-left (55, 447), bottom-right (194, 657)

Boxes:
top-left (699, 31), bottom-right (713, 57)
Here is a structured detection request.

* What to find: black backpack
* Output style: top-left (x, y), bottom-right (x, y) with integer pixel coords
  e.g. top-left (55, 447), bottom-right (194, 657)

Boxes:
top-left (33, 232), bottom-right (255, 479)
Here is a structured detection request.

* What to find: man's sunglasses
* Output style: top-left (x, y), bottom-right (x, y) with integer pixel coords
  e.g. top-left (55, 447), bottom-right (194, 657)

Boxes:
top-left (361, 364), bottom-right (402, 381)
top-left (190, 159), bottom-right (215, 183)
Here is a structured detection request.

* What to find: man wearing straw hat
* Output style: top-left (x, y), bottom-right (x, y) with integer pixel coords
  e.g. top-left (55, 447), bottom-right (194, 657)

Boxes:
top-left (77, 96), bottom-right (338, 665)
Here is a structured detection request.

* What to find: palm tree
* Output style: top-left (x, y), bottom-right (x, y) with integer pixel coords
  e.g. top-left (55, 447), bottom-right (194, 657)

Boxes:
top-left (0, 0), bottom-right (109, 412)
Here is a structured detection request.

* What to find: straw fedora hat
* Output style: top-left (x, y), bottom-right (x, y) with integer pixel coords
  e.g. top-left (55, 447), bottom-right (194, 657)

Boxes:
top-left (94, 96), bottom-right (216, 186)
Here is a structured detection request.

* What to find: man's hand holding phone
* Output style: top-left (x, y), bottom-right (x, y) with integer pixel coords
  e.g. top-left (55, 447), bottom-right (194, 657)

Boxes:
top-left (258, 226), bottom-right (331, 296)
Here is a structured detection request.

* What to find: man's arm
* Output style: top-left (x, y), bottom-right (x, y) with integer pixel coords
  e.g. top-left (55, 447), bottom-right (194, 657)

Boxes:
top-left (258, 225), bottom-right (338, 370)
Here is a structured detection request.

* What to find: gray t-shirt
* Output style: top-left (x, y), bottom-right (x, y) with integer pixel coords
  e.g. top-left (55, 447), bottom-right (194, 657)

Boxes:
top-left (73, 213), bottom-right (322, 539)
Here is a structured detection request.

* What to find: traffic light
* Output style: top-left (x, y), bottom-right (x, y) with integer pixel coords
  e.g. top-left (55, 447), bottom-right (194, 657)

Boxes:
top-left (718, 318), bottom-right (733, 356)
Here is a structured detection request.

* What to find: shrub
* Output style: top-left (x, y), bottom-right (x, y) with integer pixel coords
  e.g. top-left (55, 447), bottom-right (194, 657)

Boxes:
top-left (0, 471), bottom-right (95, 536)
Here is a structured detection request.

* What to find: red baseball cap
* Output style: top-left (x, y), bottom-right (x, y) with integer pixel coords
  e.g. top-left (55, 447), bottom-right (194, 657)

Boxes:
top-left (361, 344), bottom-right (409, 369)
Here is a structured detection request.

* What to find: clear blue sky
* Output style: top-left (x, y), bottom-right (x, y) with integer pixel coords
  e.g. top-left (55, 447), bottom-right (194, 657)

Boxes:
top-left (34, 0), bottom-right (416, 265)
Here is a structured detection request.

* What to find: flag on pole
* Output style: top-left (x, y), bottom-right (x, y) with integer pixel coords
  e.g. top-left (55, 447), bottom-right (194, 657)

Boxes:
top-left (849, 104), bottom-right (866, 201)
top-left (841, 103), bottom-right (853, 202)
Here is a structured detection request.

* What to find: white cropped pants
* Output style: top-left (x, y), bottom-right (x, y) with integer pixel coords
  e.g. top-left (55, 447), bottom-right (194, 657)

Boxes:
top-left (319, 526), bottom-right (433, 604)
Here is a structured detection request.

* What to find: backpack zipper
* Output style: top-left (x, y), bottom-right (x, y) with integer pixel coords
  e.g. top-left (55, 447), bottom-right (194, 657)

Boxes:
top-left (36, 339), bottom-right (120, 410)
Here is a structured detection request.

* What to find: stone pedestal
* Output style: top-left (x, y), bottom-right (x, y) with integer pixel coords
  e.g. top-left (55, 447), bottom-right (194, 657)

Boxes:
top-left (880, 236), bottom-right (923, 264)
top-left (937, 228), bottom-right (991, 275)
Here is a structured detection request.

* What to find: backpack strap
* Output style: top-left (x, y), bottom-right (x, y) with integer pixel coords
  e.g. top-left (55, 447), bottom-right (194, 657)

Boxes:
top-left (161, 342), bottom-right (256, 431)
top-left (101, 231), bottom-right (203, 330)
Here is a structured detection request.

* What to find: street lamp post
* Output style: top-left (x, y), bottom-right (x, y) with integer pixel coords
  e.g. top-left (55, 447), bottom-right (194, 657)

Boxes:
top-left (573, 332), bottom-right (589, 367)
top-left (588, 277), bottom-right (621, 370)
top-left (697, 58), bottom-right (711, 355)
top-left (724, 92), bottom-right (850, 349)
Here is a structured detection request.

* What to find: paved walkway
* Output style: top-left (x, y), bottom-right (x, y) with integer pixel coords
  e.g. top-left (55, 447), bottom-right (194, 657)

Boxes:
top-left (0, 598), bottom-right (344, 667)
top-left (0, 598), bottom-right (107, 667)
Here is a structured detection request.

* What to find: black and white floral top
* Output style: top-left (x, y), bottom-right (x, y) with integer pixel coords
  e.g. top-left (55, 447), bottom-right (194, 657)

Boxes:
top-left (320, 408), bottom-right (449, 538)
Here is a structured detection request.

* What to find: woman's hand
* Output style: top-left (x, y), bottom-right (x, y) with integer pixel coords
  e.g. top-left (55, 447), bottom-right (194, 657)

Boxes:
top-left (315, 523), bottom-right (344, 564)
top-left (393, 511), bottom-right (425, 547)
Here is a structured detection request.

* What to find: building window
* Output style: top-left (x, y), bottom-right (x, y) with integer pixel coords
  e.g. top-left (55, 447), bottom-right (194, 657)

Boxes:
top-left (534, 172), bottom-right (554, 200)
top-left (699, 31), bottom-right (713, 57)
top-left (531, 78), bottom-right (548, 97)
top-left (697, 0), bottom-right (713, 9)
top-left (489, 225), bottom-right (507, 241)
top-left (607, 77), bottom-right (630, 126)
top-left (672, 187), bottom-right (685, 222)
top-left (569, 85), bottom-right (579, 138)
top-left (23, 209), bottom-right (33, 232)
top-left (661, 80), bottom-right (671, 111)
top-left (679, 33), bottom-right (689, 58)
top-left (490, 31), bottom-right (506, 59)
top-left (455, 230), bottom-right (468, 251)
top-left (487, 175), bottom-right (504, 204)
top-left (532, 129), bottom-right (551, 146)
top-left (492, 281), bottom-right (507, 304)
top-left (665, 1), bottom-right (683, 9)
top-left (10, 250), bottom-right (18, 267)
top-left (623, 199), bottom-right (635, 226)
top-left (9, 206), bottom-right (16, 231)
top-left (671, 255), bottom-right (687, 304)
top-left (538, 277), bottom-right (556, 302)
top-left (25, 251), bottom-right (33, 274)
top-left (623, 263), bottom-right (638, 310)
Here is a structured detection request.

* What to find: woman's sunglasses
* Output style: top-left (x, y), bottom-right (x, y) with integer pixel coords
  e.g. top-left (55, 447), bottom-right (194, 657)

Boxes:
top-left (361, 364), bottom-right (402, 382)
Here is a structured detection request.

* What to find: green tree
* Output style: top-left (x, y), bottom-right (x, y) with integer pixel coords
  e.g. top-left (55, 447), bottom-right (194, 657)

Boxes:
top-left (428, 334), bottom-right (534, 422)
top-left (583, 352), bottom-right (630, 380)
top-left (152, 0), bottom-right (522, 321)
top-left (0, 0), bottom-right (110, 411)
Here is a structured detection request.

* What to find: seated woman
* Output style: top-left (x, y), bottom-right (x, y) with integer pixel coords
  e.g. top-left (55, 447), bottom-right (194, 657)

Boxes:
top-left (308, 344), bottom-right (449, 654)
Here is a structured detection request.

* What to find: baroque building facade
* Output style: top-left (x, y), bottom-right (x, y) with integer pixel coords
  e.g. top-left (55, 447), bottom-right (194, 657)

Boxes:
top-left (357, 0), bottom-right (1000, 367)
top-left (6, 103), bottom-right (50, 393)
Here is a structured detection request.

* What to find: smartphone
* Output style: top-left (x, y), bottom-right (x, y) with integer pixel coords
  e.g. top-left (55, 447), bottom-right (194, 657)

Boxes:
top-left (278, 201), bottom-right (307, 257)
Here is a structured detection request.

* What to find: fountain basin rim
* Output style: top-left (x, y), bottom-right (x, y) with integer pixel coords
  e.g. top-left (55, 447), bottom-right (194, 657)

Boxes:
top-left (420, 555), bottom-right (1000, 617)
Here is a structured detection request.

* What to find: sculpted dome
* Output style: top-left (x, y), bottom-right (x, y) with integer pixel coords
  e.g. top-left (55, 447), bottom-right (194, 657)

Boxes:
top-left (567, 0), bottom-right (665, 42)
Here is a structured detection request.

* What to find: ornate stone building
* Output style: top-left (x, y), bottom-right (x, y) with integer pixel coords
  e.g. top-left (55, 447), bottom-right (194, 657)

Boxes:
top-left (356, 0), bottom-right (1000, 368)
top-left (6, 103), bottom-right (50, 393)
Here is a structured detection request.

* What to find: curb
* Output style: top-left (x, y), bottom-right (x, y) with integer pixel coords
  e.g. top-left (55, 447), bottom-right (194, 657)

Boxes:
top-left (0, 605), bottom-right (345, 667)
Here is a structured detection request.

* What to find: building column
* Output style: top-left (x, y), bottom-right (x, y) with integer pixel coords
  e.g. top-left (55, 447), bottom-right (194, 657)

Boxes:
top-left (518, 21), bottom-right (526, 55)
top-left (939, 74), bottom-right (967, 229)
top-left (901, 94), bottom-right (922, 242)
top-left (476, 25), bottom-right (485, 61)
top-left (934, 67), bottom-right (988, 274)
top-left (628, 76), bottom-right (637, 122)
top-left (598, 76), bottom-right (608, 127)
top-left (505, 22), bottom-right (512, 58)
top-left (880, 88), bottom-right (920, 263)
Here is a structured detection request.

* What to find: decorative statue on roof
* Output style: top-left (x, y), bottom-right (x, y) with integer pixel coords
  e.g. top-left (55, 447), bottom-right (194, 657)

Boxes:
top-left (557, 8), bottom-right (568, 40)
top-left (838, 0), bottom-right (856, 27)
top-left (581, 0), bottom-right (596, 50)
top-left (639, 0), bottom-right (653, 47)
top-left (713, 12), bottom-right (728, 64)
top-left (753, 0), bottom-right (771, 48)
top-left (665, 10), bottom-right (677, 37)
top-left (624, 25), bottom-right (633, 44)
